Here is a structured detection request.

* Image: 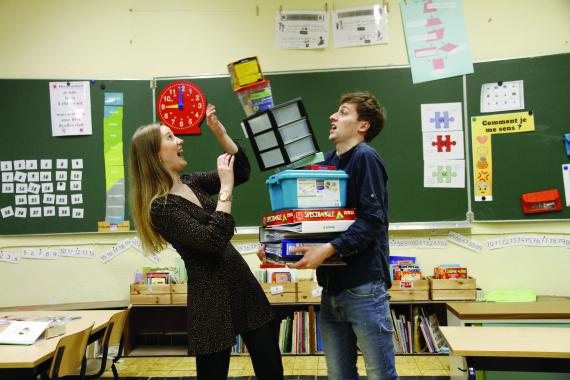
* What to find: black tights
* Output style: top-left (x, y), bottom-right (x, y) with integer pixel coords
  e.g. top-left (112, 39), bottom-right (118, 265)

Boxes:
top-left (195, 320), bottom-right (284, 380)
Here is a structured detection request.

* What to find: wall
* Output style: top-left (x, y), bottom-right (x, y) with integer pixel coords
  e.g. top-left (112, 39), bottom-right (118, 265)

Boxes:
top-left (1, 0), bottom-right (569, 307)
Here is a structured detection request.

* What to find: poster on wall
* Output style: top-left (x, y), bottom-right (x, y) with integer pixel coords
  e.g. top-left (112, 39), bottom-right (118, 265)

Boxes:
top-left (275, 10), bottom-right (328, 49)
top-left (400, 0), bottom-right (474, 84)
top-left (49, 81), bottom-right (92, 137)
top-left (332, 5), bottom-right (389, 48)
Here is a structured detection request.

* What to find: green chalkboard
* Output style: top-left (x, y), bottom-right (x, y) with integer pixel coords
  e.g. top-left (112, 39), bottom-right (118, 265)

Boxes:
top-left (468, 53), bottom-right (570, 221)
top-left (0, 79), bottom-right (153, 235)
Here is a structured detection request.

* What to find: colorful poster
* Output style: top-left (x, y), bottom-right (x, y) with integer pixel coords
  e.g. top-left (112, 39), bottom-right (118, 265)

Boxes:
top-left (471, 111), bottom-right (535, 201)
top-left (400, 0), bottom-right (474, 84)
top-left (332, 5), bottom-right (389, 48)
top-left (103, 93), bottom-right (125, 224)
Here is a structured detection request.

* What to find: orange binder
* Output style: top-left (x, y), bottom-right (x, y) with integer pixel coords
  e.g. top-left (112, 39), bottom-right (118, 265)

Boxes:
top-left (521, 189), bottom-right (562, 214)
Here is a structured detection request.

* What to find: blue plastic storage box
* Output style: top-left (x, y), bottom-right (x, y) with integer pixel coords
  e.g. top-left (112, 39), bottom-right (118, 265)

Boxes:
top-left (266, 170), bottom-right (349, 211)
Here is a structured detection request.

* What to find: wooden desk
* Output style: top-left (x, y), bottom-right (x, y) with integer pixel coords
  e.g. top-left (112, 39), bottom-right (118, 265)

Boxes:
top-left (441, 326), bottom-right (570, 374)
top-left (446, 301), bottom-right (570, 326)
top-left (0, 310), bottom-right (121, 379)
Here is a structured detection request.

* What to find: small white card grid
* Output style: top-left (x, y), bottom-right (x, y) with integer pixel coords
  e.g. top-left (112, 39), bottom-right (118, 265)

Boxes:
top-left (25, 160), bottom-right (38, 170)
top-left (100, 239), bottom-right (131, 263)
top-left (0, 161), bottom-right (13, 171)
top-left (58, 247), bottom-right (96, 259)
top-left (22, 248), bottom-right (58, 260)
top-left (71, 159), bottom-right (83, 169)
top-left (2, 183), bottom-right (14, 193)
top-left (30, 207), bottom-right (42, 217)
top-left (480, 80), bottom-right (524, 113)
top-left (41, 183), bottom-right (53, 193)
top-left (0, 250), bottom-right (20, 264)
top-left (0, 158), bottom-right (84, 219)
top-left (487, 235), bottom-right (570, 250)
top-left (1, 206), bottom-right (14, 218)
top-left (2, 172), bottom-right (14, 182)
top-left (56, 159), bottom-right (68, 169)
top-left (41, 160), bottom-right (52, 170)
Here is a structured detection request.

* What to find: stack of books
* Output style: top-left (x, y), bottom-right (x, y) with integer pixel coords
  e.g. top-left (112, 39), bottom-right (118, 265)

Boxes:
top-left (260, 208), bottom-right (356, 265)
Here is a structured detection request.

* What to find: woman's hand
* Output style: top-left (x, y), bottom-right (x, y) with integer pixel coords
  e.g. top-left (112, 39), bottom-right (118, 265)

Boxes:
top-left (256, 244), bottom-right (267, 263)
top-left (206, 104), bottom-right (227, 137)
top-left (217, 153), bottom-right (235, 191)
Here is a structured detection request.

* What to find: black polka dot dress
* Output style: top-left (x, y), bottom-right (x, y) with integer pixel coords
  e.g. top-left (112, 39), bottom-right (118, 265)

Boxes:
top-left (150, 148), bottom-right (274, 355)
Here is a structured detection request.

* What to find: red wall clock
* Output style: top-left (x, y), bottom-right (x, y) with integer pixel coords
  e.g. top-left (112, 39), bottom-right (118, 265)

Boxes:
top-left (157, 81), bottom-right (207, 135)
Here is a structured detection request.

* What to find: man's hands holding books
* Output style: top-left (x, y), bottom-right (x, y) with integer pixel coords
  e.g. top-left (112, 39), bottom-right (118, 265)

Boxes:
top-left (287, 243), bottom-right (336, 270)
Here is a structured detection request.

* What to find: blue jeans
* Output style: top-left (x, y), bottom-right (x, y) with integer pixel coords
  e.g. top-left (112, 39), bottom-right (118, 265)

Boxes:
top-left (320, 280), bottom-right (399, 380)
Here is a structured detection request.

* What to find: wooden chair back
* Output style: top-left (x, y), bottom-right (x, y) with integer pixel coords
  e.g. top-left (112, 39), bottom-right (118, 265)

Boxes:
top-left (48, 323), bottom-right (93, 379)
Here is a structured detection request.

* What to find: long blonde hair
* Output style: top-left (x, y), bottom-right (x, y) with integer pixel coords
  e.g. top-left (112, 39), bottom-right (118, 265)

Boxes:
top-left (129, 124), bottom-right (173, 254)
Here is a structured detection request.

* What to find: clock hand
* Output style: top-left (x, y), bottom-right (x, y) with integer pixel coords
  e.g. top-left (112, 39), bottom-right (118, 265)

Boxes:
top-left (164, 104), bottom-right (179, 109)
top-left (178, 85), bottom-right (185, 110)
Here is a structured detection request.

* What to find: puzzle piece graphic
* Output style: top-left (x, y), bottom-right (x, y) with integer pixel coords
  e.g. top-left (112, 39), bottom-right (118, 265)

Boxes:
top-left (430, 111), bottom-right (455, 129)
top-left (432, 135), bottom-right (456, 152)
top-left (432, 165), bottom-right (457, 183)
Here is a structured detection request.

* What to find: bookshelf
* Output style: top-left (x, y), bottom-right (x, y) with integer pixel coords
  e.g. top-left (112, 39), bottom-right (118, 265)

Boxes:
top-left (123, 301), bottom-right (451, 357)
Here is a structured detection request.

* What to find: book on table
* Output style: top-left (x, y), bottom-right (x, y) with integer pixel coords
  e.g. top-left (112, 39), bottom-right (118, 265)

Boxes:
top-left (0, 321), bottom-right (51, 345)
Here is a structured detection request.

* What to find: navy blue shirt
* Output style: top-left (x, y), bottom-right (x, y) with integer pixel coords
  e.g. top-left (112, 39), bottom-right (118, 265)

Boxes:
top-left (316, 143), bottom-right (392, 295)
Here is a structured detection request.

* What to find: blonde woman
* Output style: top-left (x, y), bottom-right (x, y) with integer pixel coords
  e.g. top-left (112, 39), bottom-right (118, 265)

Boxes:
top-left (129, 104), bottom-right (283, 380)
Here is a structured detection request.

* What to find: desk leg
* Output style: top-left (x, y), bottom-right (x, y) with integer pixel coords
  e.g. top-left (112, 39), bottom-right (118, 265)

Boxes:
top-left (449, 355), bottom-right (469, 380)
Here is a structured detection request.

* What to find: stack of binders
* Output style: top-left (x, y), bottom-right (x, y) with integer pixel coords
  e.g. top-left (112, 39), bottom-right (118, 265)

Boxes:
top-left (260, 207), bottom-right (356, 265)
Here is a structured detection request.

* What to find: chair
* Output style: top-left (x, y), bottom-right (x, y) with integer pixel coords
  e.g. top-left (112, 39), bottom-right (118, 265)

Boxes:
top-left (80, 306), bottom-right (131, 380)
top-left (47, 323), bottom-right (94, 380)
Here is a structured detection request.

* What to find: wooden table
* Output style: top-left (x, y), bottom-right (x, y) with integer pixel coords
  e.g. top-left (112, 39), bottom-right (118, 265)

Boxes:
top-left (0, 309), bottom-right (122, 379)
top-left (441, 326), bottom-right (570, 374)
top-left (446, 301), bottom-right (570, 326)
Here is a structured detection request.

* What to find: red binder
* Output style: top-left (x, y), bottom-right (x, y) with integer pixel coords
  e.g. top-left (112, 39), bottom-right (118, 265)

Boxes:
top-left (521, 189), bottom-right (562, 214)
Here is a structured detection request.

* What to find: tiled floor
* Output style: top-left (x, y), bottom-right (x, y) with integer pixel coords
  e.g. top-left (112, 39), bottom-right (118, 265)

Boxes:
top-left (101, 354), bottom-right (450, 379)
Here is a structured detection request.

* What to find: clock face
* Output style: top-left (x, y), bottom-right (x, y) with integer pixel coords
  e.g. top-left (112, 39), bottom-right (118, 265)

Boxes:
top-left (157, 81), bottom-right (207, 135)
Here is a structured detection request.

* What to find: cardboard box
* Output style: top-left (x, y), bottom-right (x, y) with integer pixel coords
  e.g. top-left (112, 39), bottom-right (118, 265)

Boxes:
top-left (170, 283), bottom-right (187, 294)
top-left (429, 277), bottom-right (477, 300)
top-left (260, 282), bottom-right (297, 304)
top-left (171, 293), bottom-right (187, 305)
top-left (130, 283), bottom-right (171, 304)
top-left (170, 283), bottom-right (187, 304)
top-left (389, 279), bottom-right (429, 301)
top-left (297, 280), bottom-right (322, 303)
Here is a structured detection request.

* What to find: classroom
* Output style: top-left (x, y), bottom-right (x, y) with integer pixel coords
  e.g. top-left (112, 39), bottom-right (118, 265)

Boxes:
top-left (0, 1), bottom-right (569, 379)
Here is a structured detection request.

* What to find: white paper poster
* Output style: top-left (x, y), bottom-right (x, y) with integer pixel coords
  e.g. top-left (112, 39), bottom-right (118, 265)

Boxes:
top-left (49, 81), bottom-right (92, 136)
top-left (424, 159), bottom-right (465, 188)
top-left (563, 164), bottom-right (570, 206)
top-left (422, 131), bottom-right (464, 160)
top-left (421, 102), bottom-right (463, 132)
top-left (275, 11), bottom-right (328, 49)
top-left (332, 5), bottom-right (388, 48)
top-left (480, 80), bottom-right (524, 113)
